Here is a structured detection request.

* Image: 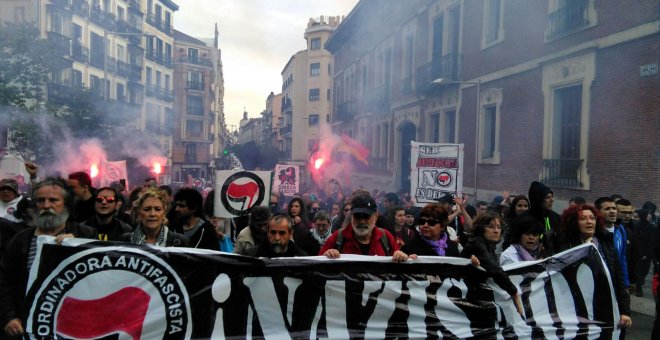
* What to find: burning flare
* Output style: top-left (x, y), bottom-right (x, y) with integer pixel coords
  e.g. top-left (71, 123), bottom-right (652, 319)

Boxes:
top-left (152, 162), bottom-right (162, 175)
top-left (90, 164), bottom-right (99, 178)
top-left (314, 158), bottom-right (325, 170)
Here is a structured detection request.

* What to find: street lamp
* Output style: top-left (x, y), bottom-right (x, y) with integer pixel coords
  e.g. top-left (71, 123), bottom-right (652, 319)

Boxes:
top-left (432, 78), bottom-right (481, 201)
top-left (102, 31), bottom-right (154, 100)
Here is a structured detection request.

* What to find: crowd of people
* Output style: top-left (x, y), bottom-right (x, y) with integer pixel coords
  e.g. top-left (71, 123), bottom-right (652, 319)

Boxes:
top-left (0, 162), bottom-right (657, 337)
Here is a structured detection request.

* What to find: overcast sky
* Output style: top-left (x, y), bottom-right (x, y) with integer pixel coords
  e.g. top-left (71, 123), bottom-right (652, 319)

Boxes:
top-left (174, 0), bottom-right (359, 129)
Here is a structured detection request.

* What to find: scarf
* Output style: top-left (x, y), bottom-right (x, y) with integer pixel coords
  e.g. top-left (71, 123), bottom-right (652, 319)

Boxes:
top-left (310, 228), bottom-right (331, 246)
top-left (513, 243), bottom-right (539, 261)
top-left (131, 224), bottom-right (169, 247)
top-left (422, 232), bottom-right (448, 256)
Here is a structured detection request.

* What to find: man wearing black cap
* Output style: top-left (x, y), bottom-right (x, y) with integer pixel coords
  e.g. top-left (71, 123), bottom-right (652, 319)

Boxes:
top-left (320, 193), bottom-right (410, 262)
top-left (0, 179), bottom-right (23, 223)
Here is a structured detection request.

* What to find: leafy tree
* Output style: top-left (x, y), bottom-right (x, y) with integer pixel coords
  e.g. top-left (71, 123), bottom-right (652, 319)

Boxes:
top-left (0, 21), bottom-right (50, 109)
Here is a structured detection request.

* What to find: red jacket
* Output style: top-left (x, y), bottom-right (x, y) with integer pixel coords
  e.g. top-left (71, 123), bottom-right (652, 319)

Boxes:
top-left (318, 224), bottom-right (399, 256)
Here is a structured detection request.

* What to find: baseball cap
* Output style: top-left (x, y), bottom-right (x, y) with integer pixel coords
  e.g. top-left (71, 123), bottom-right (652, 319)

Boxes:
top-left (0, 179), bottom-right (18, 194)
top-left (350, 195), bottom-right (377, 215)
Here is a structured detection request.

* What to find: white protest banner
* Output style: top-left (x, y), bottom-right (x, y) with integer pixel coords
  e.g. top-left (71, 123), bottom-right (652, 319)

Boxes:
top-left (411, 142), bottom-right (464, 207)
top-left (101, 160), bottom-right (128, 188)
top-left (214, 170), bottom-right (273, 218)
top-left (273, 164), bottom-right (299, 197)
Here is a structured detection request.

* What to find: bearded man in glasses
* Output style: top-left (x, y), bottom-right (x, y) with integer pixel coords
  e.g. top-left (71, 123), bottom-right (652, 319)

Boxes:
top-left (80, 186), bottom-right (133, 241)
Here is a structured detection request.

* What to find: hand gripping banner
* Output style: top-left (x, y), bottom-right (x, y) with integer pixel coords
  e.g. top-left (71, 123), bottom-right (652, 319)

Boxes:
top-left (25, 240), bottom-right (621, 339)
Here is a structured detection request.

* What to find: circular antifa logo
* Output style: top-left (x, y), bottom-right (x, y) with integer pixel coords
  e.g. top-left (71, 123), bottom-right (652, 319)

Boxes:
top-left (28, 247), bottom-right (191, 339)
top-left (220, 171), bottom-right (266, 216)
top-left (437, 171), bottom-right (453, 187)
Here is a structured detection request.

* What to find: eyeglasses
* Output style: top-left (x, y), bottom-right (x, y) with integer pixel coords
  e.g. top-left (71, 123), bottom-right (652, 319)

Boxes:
top-left (95, 196), bottom-right (116, 203)
top-left (486, 224), bottom-right (502, 230)
top-left (419, 218), bottom-right (440, 226)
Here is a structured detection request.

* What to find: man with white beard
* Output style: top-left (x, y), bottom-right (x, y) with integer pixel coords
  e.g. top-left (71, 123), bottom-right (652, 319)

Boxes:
top-left (320, 194), bottom-right (410, 262)
top-left (0, 178), bottom-right (95, 338)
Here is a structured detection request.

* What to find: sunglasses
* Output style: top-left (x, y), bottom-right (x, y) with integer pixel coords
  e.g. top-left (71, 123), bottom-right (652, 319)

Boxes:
top-left (343, 208), bottom-right (350, 212)
top-left (96, 196), bottom-right (116, 203)
top-left (419, 218), bottom-right (440, 226)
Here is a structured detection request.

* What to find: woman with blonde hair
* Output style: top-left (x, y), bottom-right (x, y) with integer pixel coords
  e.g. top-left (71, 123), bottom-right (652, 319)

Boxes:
top-left (124, 188), bottom-right (189, 247)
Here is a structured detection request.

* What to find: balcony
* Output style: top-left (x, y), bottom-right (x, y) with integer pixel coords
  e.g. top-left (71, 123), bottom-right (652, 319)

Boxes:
top-left (546, 0), bottom-right (588, 39)
top-left (146, 49), bottom-right (172, 67)
top-left (186, 80), bottom-right (204, 90)
top-left (47, 31), bottom-right (71, 58)
top-left (541, 158), bottom-right (584, 189)
top-left (90, 6), bottom-right (116, 30)
top-left (146, 12), bottom-right (171, 35)
top-left (335, 100), bottom-right (355, 123)
top-left (280, 125), bottom-right (292, 135)
top-left (116, 19), bottom-right (141, 35)
top-left (105, 57), bottom-right (117, 73)
top-left (71, 44), bottom-right (88, 62)
top-left (401, 76), bottom-right (413, 94)
top-left (415, 54), bottom-right (462, 94)
top-left (281, 97), bottom-right (292, 112)
top-left (50, 0), bottom-right (70, 9)
top-left (71, 0), bottom-right (89, 16)
top-left (145, 83), bottom-right (174, 102)
top-left (47, 82), bottom-right (80, 106)
top-left (179, 55), bottom-right (213, 68)
top-left (184, 153), bottom-right (197, 163)
top-left (117, 60), bottom-right (130, 77)
top-left (128, 63), bottom-right (142, 81)
top-left (365, 85), bottom-right (389, 114)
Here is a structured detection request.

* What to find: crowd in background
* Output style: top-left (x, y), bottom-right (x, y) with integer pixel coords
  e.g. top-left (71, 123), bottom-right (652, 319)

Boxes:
top-left (0, 162), bottom-right (657, 337)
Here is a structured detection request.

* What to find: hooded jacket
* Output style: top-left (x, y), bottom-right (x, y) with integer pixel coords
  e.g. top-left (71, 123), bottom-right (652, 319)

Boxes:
top-left (528, 181), bottom-right (561, 254)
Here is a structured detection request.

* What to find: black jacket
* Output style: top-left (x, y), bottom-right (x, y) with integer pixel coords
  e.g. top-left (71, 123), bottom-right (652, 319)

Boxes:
top-left (247, 240), bottom-right (307, 258)
top-left (72, 196), bottom-right (96, 223)
top-left (526, 181), bottom-right (561, 254)
top-left (80, 216), bottom-right (133, 242)
top-left (402, 230), bottom-right (459, 257)
top-left (461, 235), bottom-right (518, 297)
top-left (175, 219), bottom-right (219, 250)
top-left (0, 222), bottom-right (96, 327)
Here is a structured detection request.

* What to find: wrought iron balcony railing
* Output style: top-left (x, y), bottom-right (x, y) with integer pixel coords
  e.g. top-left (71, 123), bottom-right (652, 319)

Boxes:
top-left (541, 158), bottom-right (584, 189)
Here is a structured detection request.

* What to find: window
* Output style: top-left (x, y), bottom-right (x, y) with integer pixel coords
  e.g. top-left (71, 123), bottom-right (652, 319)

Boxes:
top-left (187, 71), bottom-right (203, 89)
top-left (310, 63), bottom-right (320, 76)
top-left (402, 33), bottom-right (414, 92)
top-left (90, 32), bottom-right (105, 68)
top-left (146, 103), bottom-right (160, 133)
top-left (165, 74), bottom-right (170, 91)
top-left (327, 89), bottom-right (331, 101)
top-left (328, 63), bottom-right (332, 75)
top-left (185, 143), bottom-right (197, 162)
top-left (482, 106), bottom-right (497, 158)
top-left (186, 120), bottom-right (203, 138)
top-left (308, 114), bottom-right (319, 126)
top-left (155, 71), bottom-right (161, 87)
top-left (482, 0), bottom-right (503, 47)
top-left (145, 67), bottom-right (152, 84)
top-left (187, 95), bottom-right (203, 115)
top-left (310, 38), bottom-right (321, 50)
top-left (442, 110), bottom-right (456, 143)
top-left (476, 88), bottom-right (501, 163)
top-left (546, 0), bottom-right (594, 40)
top-left (429, 113), bottom-right (440, 143)
top-left (309, 88), bottom-right (320, 101)
top-left (164, 108), bottom-right (174, 133)
top-left (117, 6), bottom-right (125, 20)
top-left (544, 84), bottom-right (583, 185)
top-left (116, 83), bottom-right (125, 101)
top-left (188, 48), bottom-right (198, 63)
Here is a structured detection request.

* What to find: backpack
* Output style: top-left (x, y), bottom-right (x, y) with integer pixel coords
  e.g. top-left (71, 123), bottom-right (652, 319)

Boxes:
top-left (334, 227), bottom-right (392, 255)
